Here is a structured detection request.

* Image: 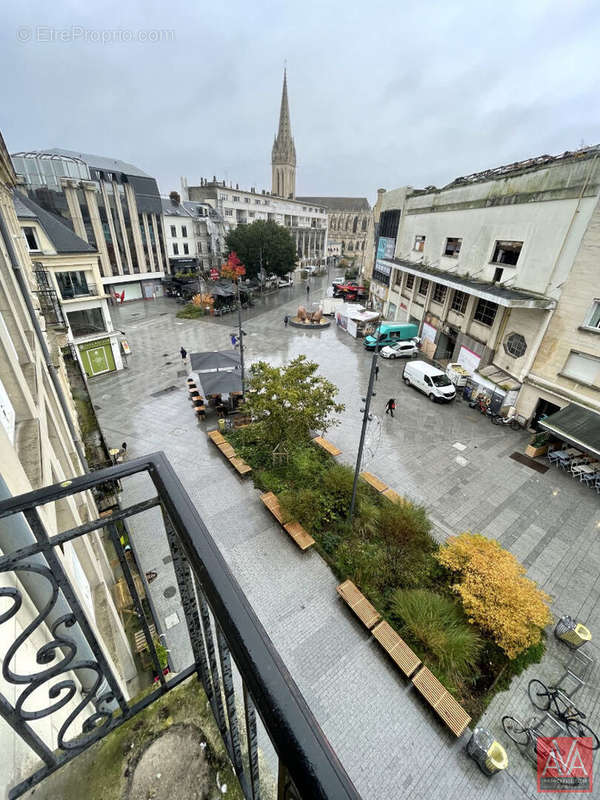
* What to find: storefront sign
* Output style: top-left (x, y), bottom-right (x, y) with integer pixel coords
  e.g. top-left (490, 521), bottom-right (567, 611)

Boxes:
top-left (377, 237), bottom-right (396, 259)
top-left (422, 322), bottom-right (437, 343)
top-left (121, 339), bottom-right (131, 355)
top-left (210, 268), bottom-right (219, 280)
top-left (457, 345), bottom-right (481, 374)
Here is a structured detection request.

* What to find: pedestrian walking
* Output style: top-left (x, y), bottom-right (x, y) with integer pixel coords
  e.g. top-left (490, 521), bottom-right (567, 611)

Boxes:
top-left (230, 333), bottom-right (238, 348)
top-left (284, 314), bottom-right (289, 327)
top-left (375, 364), bottom-right (379, 381)
top-left (180, 346), bottom-right (187, 363)
top-left (306, 284), bottom-right (310, 298)
top-left (117, 442), bottom-right (127, 461)
top-left (385, 398), bottom-right (396, 417)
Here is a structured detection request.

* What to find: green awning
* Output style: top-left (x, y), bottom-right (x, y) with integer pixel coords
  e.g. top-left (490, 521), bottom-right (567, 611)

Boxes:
top-left (539, 404), bottom-right (600, 458)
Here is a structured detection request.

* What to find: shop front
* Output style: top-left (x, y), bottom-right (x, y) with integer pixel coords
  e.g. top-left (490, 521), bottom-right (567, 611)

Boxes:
top-left (77, 336), bottom-right (122, 377)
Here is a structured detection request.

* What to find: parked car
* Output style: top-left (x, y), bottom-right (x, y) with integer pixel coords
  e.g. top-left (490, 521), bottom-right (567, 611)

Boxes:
top-left (380, 339), bottom-right (419, 359)
top-left (304, 265), bottom-right (318, 274)
top-left (402, 360), bottom-right (456, 402)
top-left (278, 275), bottom-right (294, 287)
top-left (331, 277), bottom-right (345, 286)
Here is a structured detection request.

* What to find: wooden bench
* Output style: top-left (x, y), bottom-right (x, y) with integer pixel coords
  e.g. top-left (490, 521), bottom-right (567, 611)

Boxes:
top-left (207, 430), bottom-right (226, 445)
top-left (411, 666), bottom-right (471, 736)
top-left (371, 621), bottom-right (421, 678)
top-left (260, 492), bottom-right (315, 550)
top-left (134, 623), bottom-right (157, 654)
top-left (312, 436), bottom-right (342, 457)
top-left (230, 456), bottom-right (252, 476)
top-left (360, 471), bottom-right (388, 493)
top-left (336, 580), bottom-right (381, 630)
top-left (207, 430), bottom-right (252, 476)
top-left (381, 487), bottom-right (410, 506)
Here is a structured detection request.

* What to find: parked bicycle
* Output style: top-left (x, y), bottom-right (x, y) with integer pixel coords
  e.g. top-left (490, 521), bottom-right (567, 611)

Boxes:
top-left (490, 412), bottom-right (525, 430)
top-left (502, 715), bottom-right (556, 753)
top-left (527, 679), bottom-right (599, 749)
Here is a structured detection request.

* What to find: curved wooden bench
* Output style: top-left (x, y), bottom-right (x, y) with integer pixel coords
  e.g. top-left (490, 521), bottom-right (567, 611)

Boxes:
top-left (336, 580), bottom-right (381, 630)
top-left (359, 471), bottom-right (387, 493)
top-left (260, 492), bottom-right (314, 550)
top-left (207, 430), bottom-right (252, 476)
top-left (412, 666), bottom-right (471, 736)
top-left (372, 621), bottom-right (421, 678)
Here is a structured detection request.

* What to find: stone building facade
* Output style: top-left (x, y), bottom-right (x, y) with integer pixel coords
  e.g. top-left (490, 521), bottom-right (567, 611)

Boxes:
top-left (295, 196), bottom-right (372, 269)
top-left (0, 132), bottom-right (135, 797)
top-left (162, 194), bottom-right (226, 273)
top-left (370, 147), bottom-right (600, 423)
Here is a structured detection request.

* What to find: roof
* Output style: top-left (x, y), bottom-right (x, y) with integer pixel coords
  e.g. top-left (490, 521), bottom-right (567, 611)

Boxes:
top-left (539, 404), bottom-right (600, 458)
top-left (190, 350), bottom-right (241, 372)
top-left (13, 192), bottom-right (96, 254)
top-left (381, 258), bottom-right (555, 310)
top-left (41, 148), bottom-right (152, 179)
top-left (161, 197), bottom-right (193, 218)
top-left (296, 196), bottom-right (370, 212)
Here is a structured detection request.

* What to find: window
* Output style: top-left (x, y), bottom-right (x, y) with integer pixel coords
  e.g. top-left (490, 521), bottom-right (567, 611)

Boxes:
top-left (181, 225), bottom-right (187, 238)
top-left (170, 225), bottom-right (176, 237)
top-left (233, 195), bottom-right (240, 202)
top-left (55, 271), bottom-right (90, 299)
top-left (405, 274), bottom-right (415, 290)
top-left (504, 332), bottom-right (527, 358)
top-left (451, 290), bottom-right (468, 314)
top-left (562, 351), bottom-right (600, 385)
top-left (22, 227), bottom-right (40, 251)
top-left (444, 237), bottom-right (462, 257)
top-left (173, 243), bottom-right (179, 255)
top-left (414, 235), bottom-right (426, 252)
top-left (473, 298), bottom-right (498, 326)
top-left (255, 199), bottom-right (261, 204)
top-left (183, 243), bottom-right (189, 255)
top-left (491, 240), bottom-right (522, 266)
top-left (66, 308), bottom-right (106, 337)
top-left (583, 301), bottom-right (600, 330)
top-left (493, 267), bottom-right (504, 283)
top-left (417, 278), bottom-right (429, 296)
top-left (218, 193), bottom-right (228, 201)
top-left (244, 197), bottom-right (250, 203)
top-left (225, 209), bottom-right (233, 216)
top-left (432, 284), bottom-right (447, 303)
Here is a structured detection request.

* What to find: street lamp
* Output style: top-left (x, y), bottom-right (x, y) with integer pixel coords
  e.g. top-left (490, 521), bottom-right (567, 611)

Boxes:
top-left (349, 323), bottom-right (383, 525)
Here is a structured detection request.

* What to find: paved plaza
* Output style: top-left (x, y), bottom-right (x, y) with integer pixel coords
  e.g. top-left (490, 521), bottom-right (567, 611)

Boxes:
top-left (89, 276), bottom-right (600, 799)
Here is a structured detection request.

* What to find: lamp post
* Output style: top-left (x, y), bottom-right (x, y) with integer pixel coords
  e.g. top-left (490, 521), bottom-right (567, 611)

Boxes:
top-left (349, 323), bottom-right (382, 525)
top-left (236, 281), bottom-right (246, 394)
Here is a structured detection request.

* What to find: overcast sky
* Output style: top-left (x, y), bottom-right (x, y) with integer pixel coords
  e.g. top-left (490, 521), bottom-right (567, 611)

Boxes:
top-left (3, 0), bottom-right (600, 203)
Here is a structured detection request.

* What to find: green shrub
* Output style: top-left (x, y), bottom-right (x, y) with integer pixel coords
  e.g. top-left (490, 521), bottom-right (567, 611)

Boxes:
top-left (279, 487), bottom-right (324, 530)
top-left (176, 304), bottom-right (205, 319)
top-left (391, 589), bottom-right (482, 677)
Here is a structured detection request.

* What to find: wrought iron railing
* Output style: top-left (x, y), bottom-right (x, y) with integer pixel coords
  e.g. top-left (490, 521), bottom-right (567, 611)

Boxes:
top-left (0, 454), bottom-right (360, 800)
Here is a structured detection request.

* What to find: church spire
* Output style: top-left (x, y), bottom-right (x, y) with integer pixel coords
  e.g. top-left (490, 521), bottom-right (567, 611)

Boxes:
top-left (272, 68), bottom-right (296, 198)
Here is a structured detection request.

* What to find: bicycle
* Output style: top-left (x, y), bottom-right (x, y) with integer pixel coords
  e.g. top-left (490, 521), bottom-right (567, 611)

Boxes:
top-left (502, 715), bottom-right (558, 754)
top-left (528, 679), bottom-right (599, 749)
top-left (490, 412), bottom-right (523, 430)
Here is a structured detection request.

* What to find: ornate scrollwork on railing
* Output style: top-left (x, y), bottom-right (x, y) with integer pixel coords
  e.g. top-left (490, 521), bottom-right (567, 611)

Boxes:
top-left (0, 561), bottom-right (116, 752)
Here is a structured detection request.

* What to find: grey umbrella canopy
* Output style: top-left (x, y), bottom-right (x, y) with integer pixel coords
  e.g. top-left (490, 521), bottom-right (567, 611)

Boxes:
top-left (190, 350), bottom-right (241, 372)
top-left (197, 371), bottom-right (243, 395)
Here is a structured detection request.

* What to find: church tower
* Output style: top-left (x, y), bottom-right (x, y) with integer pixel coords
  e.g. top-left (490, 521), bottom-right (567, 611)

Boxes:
top-left (271, 69), bottom-right (296, 199)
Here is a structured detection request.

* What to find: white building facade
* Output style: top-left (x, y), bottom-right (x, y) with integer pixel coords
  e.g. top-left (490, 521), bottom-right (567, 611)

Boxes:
top-left (161, 195), bottom-right (226, 273)
top-left (183, 178), bottom-right (328, 265)
top-left (370, 147), bottom-right (600, 422)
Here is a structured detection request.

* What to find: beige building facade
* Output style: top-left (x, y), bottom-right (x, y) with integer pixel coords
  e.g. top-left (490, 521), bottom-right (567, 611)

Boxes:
top-left (0, 133), bottom-right (135, 796)
top-left (370, 147), bottom-right (600, 424)
top-left (295, 196), bottom-right (372, 270)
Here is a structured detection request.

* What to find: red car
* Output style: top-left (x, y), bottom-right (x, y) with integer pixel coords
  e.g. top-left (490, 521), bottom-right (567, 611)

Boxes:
top-left (332, 281), bottom-right (368, 300)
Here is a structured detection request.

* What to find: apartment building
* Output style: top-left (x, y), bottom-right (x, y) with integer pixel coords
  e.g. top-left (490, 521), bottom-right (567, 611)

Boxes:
top-left (183, 177), bottom-right (329, 266)
top-left (11, 148), bottom-right (168, 301)
top-left (13, 193), bottom-right (123, 377)
top-left (0, 133), bottom-right (135, 795)
top-left (161, 193), bottom-right (225, 273)
top-left (370, 147), bottom-right (600, 423)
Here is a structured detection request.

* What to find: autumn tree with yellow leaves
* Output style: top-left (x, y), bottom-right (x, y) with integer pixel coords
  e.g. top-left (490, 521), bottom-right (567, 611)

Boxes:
top-left (436, 533), bottom-right (552, 659)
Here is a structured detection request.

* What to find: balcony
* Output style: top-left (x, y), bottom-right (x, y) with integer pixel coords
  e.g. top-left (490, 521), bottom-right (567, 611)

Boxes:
top-left (0, 454), bottom-right (359, 800)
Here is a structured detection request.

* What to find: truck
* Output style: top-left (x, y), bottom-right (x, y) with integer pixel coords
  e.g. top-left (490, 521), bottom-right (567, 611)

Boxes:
top-left (363, 322), bottom-right (419, 350)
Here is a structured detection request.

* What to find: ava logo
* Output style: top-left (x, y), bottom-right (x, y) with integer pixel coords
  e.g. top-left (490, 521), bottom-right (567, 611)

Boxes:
top-left (537, 737), bottom-right (593, 792)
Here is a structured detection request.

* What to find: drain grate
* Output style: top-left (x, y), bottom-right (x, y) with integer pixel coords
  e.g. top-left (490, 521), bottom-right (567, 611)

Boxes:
top-left (163, 586), bottom-right (177, 599)
top-left (150, 385), bottom-right (178, 398)
top-left (509, 452), bottom-right (549, 473)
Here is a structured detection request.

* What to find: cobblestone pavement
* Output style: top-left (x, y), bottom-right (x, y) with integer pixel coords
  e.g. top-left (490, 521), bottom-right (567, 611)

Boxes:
top-left (89, 276), bottom-right (600, 799)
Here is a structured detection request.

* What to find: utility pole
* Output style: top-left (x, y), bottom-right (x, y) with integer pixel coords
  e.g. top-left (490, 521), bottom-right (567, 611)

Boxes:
top-left (349, 324), bottom-right (382, 525)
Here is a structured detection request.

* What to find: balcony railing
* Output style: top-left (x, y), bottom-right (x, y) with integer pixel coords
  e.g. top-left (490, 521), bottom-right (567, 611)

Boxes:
top-left (0, 453), bottom-right (360, 800)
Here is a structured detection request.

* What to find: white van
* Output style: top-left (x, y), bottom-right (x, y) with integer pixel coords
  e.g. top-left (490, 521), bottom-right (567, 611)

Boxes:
top-left (402, 360), bottom-right (456, 402)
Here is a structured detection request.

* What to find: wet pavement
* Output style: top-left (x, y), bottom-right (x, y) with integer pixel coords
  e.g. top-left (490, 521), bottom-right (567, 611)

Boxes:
top-left (89, 274), bottom-right (600, 800)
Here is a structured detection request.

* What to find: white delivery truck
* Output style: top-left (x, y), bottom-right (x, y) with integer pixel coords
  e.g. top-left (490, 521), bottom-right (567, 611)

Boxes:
top-left (402, 360), bottom-right (456, 402)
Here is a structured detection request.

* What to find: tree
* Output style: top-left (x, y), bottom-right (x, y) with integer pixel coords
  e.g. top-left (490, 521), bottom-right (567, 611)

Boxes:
top-left (436, 533), bottom-right (552, 659)
top-left (225, 220), bottom-right (296, 279)
top-left (242, 356), bottom-right (344, 448)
